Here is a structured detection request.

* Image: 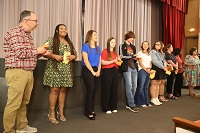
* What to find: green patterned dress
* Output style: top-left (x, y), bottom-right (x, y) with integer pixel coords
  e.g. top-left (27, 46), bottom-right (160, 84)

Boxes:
top-left (43, 37), bottom-right (77, 87)
top-left (183, 55), bottom-right (200, 86)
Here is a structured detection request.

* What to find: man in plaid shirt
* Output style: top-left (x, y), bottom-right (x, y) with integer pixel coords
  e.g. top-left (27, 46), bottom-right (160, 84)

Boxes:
top-left (3, 10), bottom-right (50, 133)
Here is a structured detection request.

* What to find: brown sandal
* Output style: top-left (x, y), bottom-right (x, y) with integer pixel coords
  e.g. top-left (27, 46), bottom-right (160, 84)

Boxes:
top-left (167, 95), bottom-right (178, 100)
top-left (57, 105), bottom-right (66, 121)
top-left (48, 107), bottom-right (59, 124)
top-left (159, 95), bottom-right (169, 102)
top-left (189, 93), bottom-right (196, 97)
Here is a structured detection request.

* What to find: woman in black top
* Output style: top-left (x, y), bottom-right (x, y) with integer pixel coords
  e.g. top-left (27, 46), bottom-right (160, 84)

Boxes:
top-left (119, 31), bottom-right (139, 112)
top-left (165, 44), bottom-right (178, 99)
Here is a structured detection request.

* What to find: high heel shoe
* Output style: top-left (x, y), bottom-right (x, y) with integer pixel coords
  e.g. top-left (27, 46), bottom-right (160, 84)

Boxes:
top-left (87, 114), bottom-right (95, 120)
top-left (48, 107), bottom-right (59, 124)
top-left (92, 112), bottom-right (96, 117)
top-left (57, 105), bottom-right (66, 121)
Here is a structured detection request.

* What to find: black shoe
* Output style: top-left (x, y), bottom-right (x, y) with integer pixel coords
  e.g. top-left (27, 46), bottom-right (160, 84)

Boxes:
top-left (126, 106), bottom-right (139, 113)
top-left (92, 112), bottom-right (96, 117)
top-left (87, 115), bottom-right (95, 120)
top-left (135, 105), bottom-right (140, 110)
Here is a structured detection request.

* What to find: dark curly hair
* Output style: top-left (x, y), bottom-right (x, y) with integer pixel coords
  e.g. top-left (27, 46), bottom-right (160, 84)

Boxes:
top-left (173, 48), bottom-right (182, 56)
top-left (189, 47), bottom-right (197, 55)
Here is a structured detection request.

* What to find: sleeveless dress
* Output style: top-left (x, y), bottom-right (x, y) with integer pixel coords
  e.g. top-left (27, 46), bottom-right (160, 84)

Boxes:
top-left (43, 37), bottom-right (77, 87)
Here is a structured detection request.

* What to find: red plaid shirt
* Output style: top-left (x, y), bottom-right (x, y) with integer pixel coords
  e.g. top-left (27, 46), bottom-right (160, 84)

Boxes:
top-left (4, 25), bottom-right (38, 71)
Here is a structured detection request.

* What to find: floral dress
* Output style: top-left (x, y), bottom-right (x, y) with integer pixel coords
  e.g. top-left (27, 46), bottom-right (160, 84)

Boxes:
top-left (43, 37), bottom-right (77, 87)
top-left (183, 55), bottom-right (200, 86)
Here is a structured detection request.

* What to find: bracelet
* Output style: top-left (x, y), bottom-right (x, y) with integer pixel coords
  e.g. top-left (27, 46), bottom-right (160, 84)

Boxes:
top-left (91, 70), bottom-right (94, 73)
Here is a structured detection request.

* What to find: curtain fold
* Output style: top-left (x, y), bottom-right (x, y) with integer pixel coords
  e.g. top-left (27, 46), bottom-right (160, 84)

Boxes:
top-left (0, 0), bottom-right (82, 59)
top-left (162, 0), bottom-right (187, 49)
top-left (0, 0), bottom-right (163, 59)
top-left (84, 0), bottom-right (152, 53)
top-left (161, 0), bottom-right (187, 13)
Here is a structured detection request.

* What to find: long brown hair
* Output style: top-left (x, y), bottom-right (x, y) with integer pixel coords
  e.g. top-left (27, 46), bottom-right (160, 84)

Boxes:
top-left (106, 37), bottom-right (116, 60)
top-left (141, 41), bottom-right (150, 55)
top-left (84, 30), bottom-right (99, 54)
top-left (52, 24), bottom-right (75, 69)
top-left (164, 44), bottom-right (172, 52)
top-left (151, 41), bottom-right (164, 54)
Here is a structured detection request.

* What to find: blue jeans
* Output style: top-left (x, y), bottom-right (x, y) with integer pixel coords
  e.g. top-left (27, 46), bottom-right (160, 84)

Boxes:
top-left (137, 69), bottom-right (150, 106)
top-left (123, 67), bottom-right (137, 107)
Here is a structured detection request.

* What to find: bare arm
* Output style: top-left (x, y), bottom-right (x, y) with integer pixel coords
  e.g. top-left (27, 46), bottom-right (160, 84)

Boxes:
top-left (82, 51), bottom-right (96, 76)
top-left (44, 53), bottom-right (63, 62)
top-left (167, 60), bottom-right (178, 69)
top-left (101, 58), bottom-right (117, 65)
top-left (96, 56), bottom-right (101, 77)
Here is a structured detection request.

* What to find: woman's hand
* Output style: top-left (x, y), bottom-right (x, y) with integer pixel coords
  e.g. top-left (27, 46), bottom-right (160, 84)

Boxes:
top-left (55, 55), bottom-right (63, 62)
top-left (91, 70), bottom-right (100, 77)
top-left (91, 71), bottom-right (97, 76)
top-left (67, 55), bottom-right (75, 61)
top-left (112, 58), bottom-right (118, 63)
top-left (42, 50), bottom-right (51, 56)
top-left (163, 67), bottom-right (168, 72)
top-left (146, 69), bottom-right (154, 74)
top-left (117, 56), bottom-right (122, 61)
top-left (95, 71), bottom-right (101, 77)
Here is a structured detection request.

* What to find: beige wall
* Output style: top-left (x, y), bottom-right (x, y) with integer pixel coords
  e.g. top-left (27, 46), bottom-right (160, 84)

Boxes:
top-left (0, 0), bottom-right (3, 58)
top-left (185, 37), bottom-right (198, 54)
top-left (185, 0), bottom-right (199, 37)
top-left (184, 0), bottom-right (199, 56)
top-left (199, 0), bottom-right (200, 53)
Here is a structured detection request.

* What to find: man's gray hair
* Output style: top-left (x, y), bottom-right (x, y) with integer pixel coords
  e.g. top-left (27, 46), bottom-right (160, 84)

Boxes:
top-left (19, 10), bottom-right (35, 23)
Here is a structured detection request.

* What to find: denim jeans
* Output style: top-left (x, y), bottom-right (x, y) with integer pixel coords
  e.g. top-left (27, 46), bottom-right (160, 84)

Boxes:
top-left (123, 67), bottom-right (137, 107)
top-left (137, 69), bottom-right (150, 106)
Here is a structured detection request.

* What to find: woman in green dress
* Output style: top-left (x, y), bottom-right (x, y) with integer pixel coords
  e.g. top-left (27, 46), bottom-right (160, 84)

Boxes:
top-left (43, 24), bottom-right (77, 124)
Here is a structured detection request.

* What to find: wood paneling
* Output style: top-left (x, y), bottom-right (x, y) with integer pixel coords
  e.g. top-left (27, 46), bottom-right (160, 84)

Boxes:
top-left (185, 0), bottom-right (199, 37)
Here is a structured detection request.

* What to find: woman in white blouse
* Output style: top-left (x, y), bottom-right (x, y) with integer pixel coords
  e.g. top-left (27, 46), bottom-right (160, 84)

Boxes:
top-left (137, 41), bottom-right (153, 107)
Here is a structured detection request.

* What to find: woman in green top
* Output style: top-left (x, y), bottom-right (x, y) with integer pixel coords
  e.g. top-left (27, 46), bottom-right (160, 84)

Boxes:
top-left (43, 24), bottom-right (77, 124)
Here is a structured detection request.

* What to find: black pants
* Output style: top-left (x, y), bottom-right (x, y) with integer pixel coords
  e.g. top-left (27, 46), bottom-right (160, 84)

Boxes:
top-left (173, 73), bottom-right (183, 96)
top-left (101, 67), bottom-right (119, 112)
top-left (82, 66), bottom-right (100, 115)
top-left (166, 72), bottom-right (175, 94)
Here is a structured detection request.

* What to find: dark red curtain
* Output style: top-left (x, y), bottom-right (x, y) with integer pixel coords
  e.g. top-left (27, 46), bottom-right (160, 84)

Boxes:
top-left (161, 0), bottom-right (188, 50)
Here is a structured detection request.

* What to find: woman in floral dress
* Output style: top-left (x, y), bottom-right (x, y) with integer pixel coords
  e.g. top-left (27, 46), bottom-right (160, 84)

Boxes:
top-left (183, 47), bottom-right (200, 97)
top-left (43, 24), bottom-right (77, 124)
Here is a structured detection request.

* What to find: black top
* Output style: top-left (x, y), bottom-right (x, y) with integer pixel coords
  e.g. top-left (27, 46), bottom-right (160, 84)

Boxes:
top-left (165, 52), bottom-right (177, 70)
top-left (119, 42), bottom-right (136, 72)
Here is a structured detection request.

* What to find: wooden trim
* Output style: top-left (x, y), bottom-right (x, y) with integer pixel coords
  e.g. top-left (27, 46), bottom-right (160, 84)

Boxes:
top-left (173, 117), bottom-right (200, 133)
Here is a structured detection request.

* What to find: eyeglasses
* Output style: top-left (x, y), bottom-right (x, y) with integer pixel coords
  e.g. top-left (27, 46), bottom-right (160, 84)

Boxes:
top-left (24, 19), bottom-right (38, 23)
top-left (28, 19), bottom-right (38, 23)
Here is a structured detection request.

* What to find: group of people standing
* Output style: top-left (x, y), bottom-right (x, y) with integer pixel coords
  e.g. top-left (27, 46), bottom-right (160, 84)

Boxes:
top-left (2, 10), bottom-right (200, 133)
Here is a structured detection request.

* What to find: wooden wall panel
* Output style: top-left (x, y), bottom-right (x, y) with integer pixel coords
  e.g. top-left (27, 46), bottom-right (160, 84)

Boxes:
top-left (185, 0), bottom-right (199, 37)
